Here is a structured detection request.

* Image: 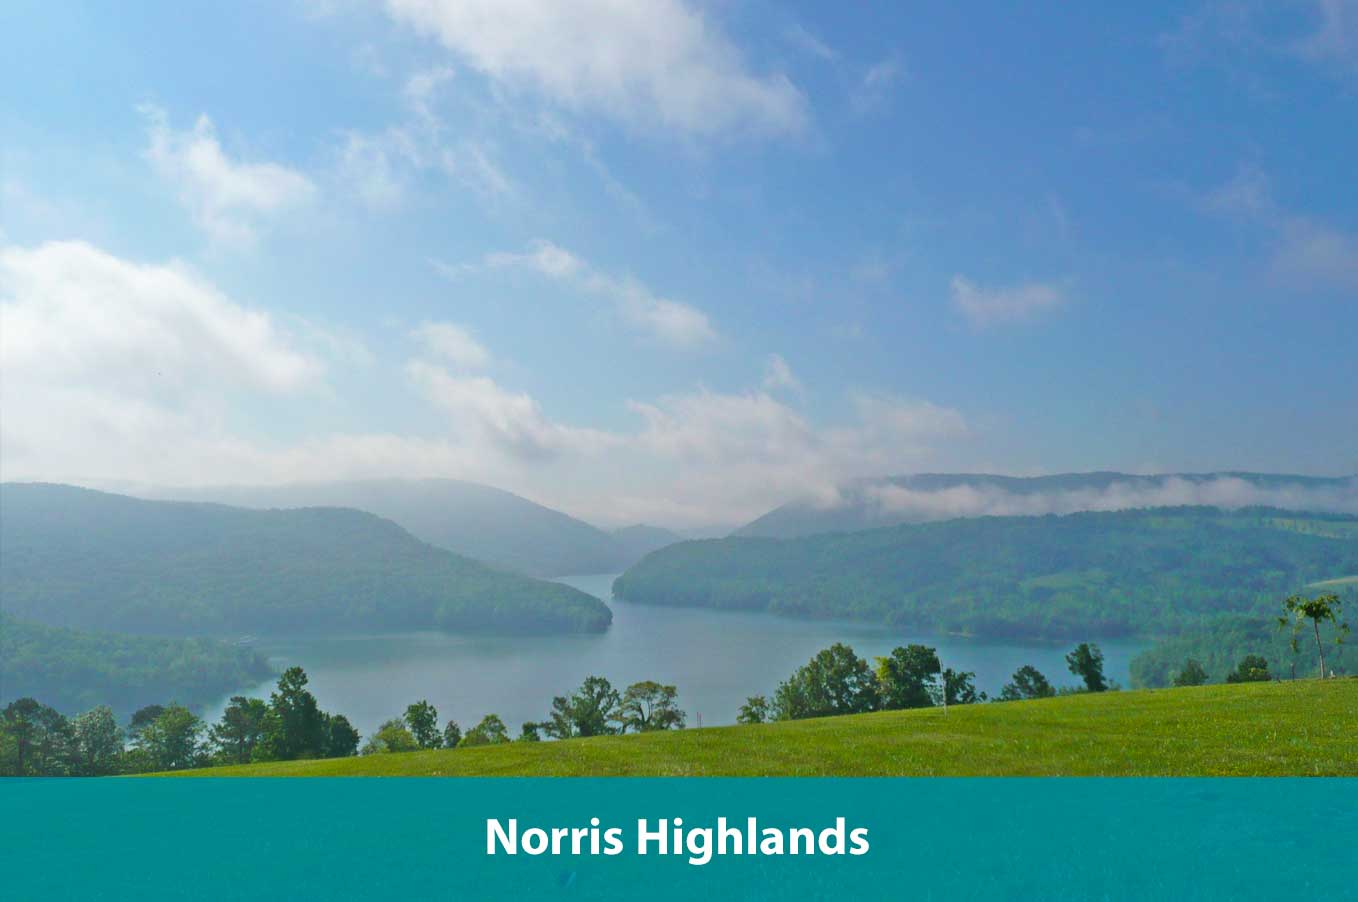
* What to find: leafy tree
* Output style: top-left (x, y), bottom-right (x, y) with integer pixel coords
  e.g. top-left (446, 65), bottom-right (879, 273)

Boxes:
top-left (209, 696), bottom-right (269, 765)
top-left (404, 700), bottom-right (441, 749)
top-left (136, 705), bottom-right (204, 771)
top-left (772, 643), bottom-right (879, 721)
top-left (128, 704), bottom-right (166, 740)
top-left (518, 721), bottom-right (542, 742)
top-left (997, 665), bottom-right (1056, 701)
top-left (541, 676), bottom-right (621, 739)
top-left (1066, 643), bottom-right (1108, 692)
top-left (1226, 654), bottom-right (1271, 683)
top-left (1279, 593), bottom-right (1350, 679)
top-left (460, 714), bottom-right (510, 747)
top-left (737, 695), bottom-right (770, 725)
top-left (361, 719), bottom-right (418, 755)
top-left (937, 668), bottom-right (984, 705)
top-left (1, 698), bottom-right (72, 776)
top-left (875, 645), bottom-right (941, 710)
top-left (322, 714), bottom-right (360, 758)
top-left (259, 667), bottom-right (327, 760)
top-left (615, 681), bottom-right (685, 733)
top-left (1172, 659), bottom-right (1209, 687)
top-left (442, 720), bottom-right (463, 749)
top-left (71, 706), bottom-right (123, 775)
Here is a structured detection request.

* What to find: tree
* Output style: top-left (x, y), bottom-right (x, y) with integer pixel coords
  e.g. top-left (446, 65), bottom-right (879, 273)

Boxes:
top-left (128, 704), bottom-right (166, 741)
top-left (541, 676), bottom-right (621, 739)
top-left (323, 714), bottom-right (360, 758)
top-left (404, 700), bottom-right (441, 749)
top-left (209, 696), bottom-right (269, 764)
top-left (137, 705), bottom-right (204, 771)
top-left (1066, 643), bottom-right (1108, 692)
top-left (1, 698), bottom-right (72, 776)
top-left (361, 719), bottom-right (418, 755)
top-left (1172, 659), bottom-right (1209, 687)
top-left (875, 645), bottom-right (940, 710)
top-left (937, 668), bottom-right (984, 705)
top-left (460, 714), bottom-right (510, 747)
top-left (1279, 593), bottom-right (1349, 679)
top-left (72, 706), bottom-right (123, 776)
top-left (772, 643), bottom-right (879, 721)
top-left (737, 695), bottom-right (770, 725)
top-left (1226, 654), bottom-right (1271, 683)
top-left (259, 667), bottom-right (327, 760)
top-left (997, 665), bottom-right (1056, 701)
top-left (518, 721), bottom-right (542, 742)
top-left (615, 681), bottom-right (685, 733)
top-left (442, 720), bottom-right (463, 749)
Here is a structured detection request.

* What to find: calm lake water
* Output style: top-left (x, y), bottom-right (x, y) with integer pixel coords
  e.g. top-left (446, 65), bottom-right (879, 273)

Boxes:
top-left (204, 573), bottom-right (1147, 737)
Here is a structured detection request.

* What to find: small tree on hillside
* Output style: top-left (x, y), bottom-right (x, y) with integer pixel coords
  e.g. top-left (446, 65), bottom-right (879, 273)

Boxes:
top-left (1066, 643), bottom-right (1108, 692)
top-left (442, 720), bottom-right (463, 749)
top-left (1172, 659), bottom-right (1209, 687)
top-left (614, 681), bottom-right (686, 733)
top-left (404, 700), bottom-right (441, 749)
top-left (1279, 593), bottom-right (1349, 679)
top-left (737, 695), bottom-right (769, 724)
top-left (997, 664), bottom-right (1055, 701)
top-left (1226, 654), bottom-right (1271, 683)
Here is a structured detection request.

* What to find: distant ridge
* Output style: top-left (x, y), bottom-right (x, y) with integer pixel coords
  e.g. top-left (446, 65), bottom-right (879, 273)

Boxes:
top-left (734, 471), bottom-right (1358, 539)
top-left (139, 479), bottom-right (676, 577)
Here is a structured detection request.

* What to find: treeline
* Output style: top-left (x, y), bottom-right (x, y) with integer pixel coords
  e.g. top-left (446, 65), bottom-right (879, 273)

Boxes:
top-left (0, 615), bottom-right (272, 715)
top-left (0, 667), bottom-right (357, 776)
top-left (614, 507), bottom-right (1358, 639)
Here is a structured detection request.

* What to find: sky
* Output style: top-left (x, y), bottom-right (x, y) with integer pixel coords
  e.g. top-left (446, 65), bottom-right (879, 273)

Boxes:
top-left (1, 0), bottom-right (1356, 529)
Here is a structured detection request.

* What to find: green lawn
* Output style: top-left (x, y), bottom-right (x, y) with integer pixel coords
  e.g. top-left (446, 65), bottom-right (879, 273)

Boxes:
top-left (165, 679), bottom-right (1358, 777)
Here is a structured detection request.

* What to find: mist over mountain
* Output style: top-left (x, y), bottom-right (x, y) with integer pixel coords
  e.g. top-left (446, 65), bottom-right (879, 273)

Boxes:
top-left (138, 479), bottom-right (660, 577)
top-left (734, 472), bottom-right (1358, 539)
top-left (1, 483), bottom-right (611, 635)
top-left (610, 524), bottom-right (685, 562)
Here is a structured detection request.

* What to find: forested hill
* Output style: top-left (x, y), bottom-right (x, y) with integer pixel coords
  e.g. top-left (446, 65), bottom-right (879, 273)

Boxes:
top-left (139, 479), bottom-right (661, 577)
top-left (0, 483), bottom-right (611, 636)
top-left (615, 507), bottom-right (1358, 640)
top-left (735, 472), bottom-right (1358, 538)
top-left (0, 615), bottom-right (273, 715)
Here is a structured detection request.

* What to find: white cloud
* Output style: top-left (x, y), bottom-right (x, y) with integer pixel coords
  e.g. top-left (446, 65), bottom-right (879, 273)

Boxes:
top-left (411, 320), bottom-right (491, 369)
top-left (949, 275), bottom-right (1067, 327)
top-left (141, 105), bottom-right (316, 245)
top-left (448, 240), bottom-right (718, 348)
top-left (783, 23), bottom-right (837, 61)
top-left (762, 353), bottom-right (801, 392)
top-left (382, 0), bottom-right (808, 137)
top-left (852, 54), bottom-right (905, 114)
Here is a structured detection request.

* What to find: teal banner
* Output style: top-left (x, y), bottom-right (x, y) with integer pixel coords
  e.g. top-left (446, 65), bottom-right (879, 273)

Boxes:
top-left (3, 778), bottom-right (1355, 900)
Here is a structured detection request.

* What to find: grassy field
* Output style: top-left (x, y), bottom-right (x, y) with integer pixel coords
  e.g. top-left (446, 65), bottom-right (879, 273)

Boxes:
top-left (167, 679), bottom-right (1358, 777)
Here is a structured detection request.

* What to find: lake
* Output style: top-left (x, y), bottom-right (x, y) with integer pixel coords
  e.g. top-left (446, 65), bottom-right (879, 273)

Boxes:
top-left (204, 573), bottom-right (1147, 737)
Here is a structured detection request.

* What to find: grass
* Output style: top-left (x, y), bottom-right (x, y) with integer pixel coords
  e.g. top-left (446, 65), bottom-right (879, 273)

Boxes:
top-left (164, 679), bottom-right (1358, 777)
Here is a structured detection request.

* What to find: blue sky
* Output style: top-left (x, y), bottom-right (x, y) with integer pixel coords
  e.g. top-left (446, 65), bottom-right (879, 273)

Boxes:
top-left (1, 1), bottom-right (1355, 527)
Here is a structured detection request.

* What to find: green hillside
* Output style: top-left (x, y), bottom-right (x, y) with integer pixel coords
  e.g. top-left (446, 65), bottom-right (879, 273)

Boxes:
top-left (142, 479), bottom-right (639, 577)
top-left (165, 679), bottom-right (1358, 777)
top-left (0, 483), bottom-right (611, 636)
top-left (0, 614), bottom-right (272, 716)
top-left (617, 506), bottom-right (1358, 639)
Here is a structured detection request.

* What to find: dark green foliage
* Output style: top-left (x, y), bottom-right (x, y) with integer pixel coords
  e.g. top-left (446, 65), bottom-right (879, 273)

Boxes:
top-left (0, 615), bottom-right (271, 716)
top-left (997, 665), bottom-right (1056, 701)
top-left (938, 668), bottom-right (984, 705)
top-left (71, 707), bottom-right (123, 775)
top-left (1226, 655), bottom-right (1272, 683)
top-left (1, 698), bottom-right (73, 776)
top-left (403, 700), bottom-right (441, 749)
top-left (615, 507), bottom-right (1358, 639)
top-left (1172, 660), bottom-right (1210, 687)
top-left (258, 667), bottom-right (327, 760)
top-left (875, 644), bottom-right (941, 710)
top-left (322, 714), bottom-right (360, 758)
top-left (363, 719), bottom-right (418, 755)
top-left (209, 696), bottom-right (269, 764)
top-left (541, 676), bottom-right (621, 739)
top-left (460, 714), bottom-right (510, 746)
top-left (442, 720), bottom-right (463, 749)
top-left (1066, 643), bottom-right (1108, 692)
top-left (1, 483), bottom-right (611, 637)
top-left (737, 695), bottom-right (770, 724)
top-left (517, 721), bottom-right (542, 742)
top-left (1279, 593), bottom-right (1350, 678)
top-left (615, 681), bottom-right (685, 733)
top-left (135, 705), bottom-right (205, 771)
top-left (772, 643), bottom-right (879, 721)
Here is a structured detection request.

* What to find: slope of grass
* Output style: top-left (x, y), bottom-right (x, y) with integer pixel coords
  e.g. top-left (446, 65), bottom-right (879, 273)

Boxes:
top-left (167, 679), bottom-right (1358, 777)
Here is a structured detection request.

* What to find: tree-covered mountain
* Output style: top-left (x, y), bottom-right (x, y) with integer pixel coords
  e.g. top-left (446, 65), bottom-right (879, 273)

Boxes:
top-left (735, 472), bottom-right (1358, 539)
top-left (139, 479), bottom-right (650, 576)
top-left (616, 507), bottom-right (1358, 639)
top-left (1, 483), bottom-right (611, 635)
top-left (609, 524), bottom-right (683, 563)
top-left (0, 614), bottom-right (274, 716)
